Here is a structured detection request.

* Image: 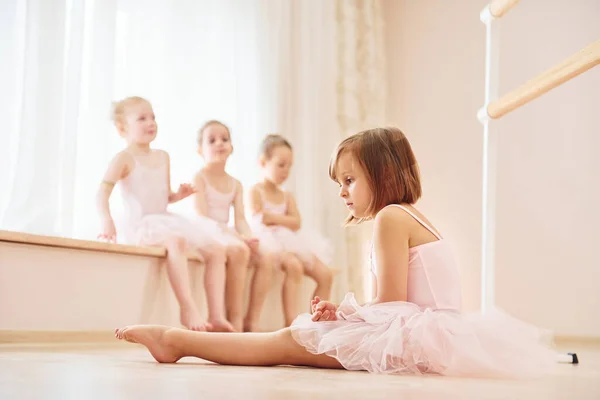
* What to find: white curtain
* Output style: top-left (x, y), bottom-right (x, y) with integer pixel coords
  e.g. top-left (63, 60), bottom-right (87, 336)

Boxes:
top-left (0, 0), bottom-right (386, 303)
top-left (0, 0), bottom-right (268, 238)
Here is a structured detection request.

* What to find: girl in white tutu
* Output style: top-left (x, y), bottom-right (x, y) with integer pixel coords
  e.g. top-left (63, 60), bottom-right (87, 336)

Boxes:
top-left (247, 134), bottom-right (334, 327)
top-left (97, 96), bottom-right (234, 333)
top-left (193, 120), bottom-right (274, 333)
top-left (115, 126), bottom-right (556, 378)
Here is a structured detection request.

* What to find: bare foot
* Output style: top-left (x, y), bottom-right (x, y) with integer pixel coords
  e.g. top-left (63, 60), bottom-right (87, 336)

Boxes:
top-left (243, 319), bottom-right (259, 333)
top-left (180, 307), bottom-right (211, 332)
top-left (228, 316), bottom-right (243, 333)
top-left (208, 318), bottom-right (236, 333)
top-left (114, 325), bottom-right (181, 363)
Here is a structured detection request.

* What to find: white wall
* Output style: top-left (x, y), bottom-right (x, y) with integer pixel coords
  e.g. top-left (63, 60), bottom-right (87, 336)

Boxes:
top-left (384, 0), bottom-right (487, 313)
top-left (384, 0), bottom-right (600, 336)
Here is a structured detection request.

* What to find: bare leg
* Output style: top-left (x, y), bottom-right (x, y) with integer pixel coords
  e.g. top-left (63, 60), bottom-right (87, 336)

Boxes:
top-left (280, 254), bottom-right (304, 327)
top-left (200, 243), bottom-right (235, 332)
top-left (244, 251), bottom-right (275, 332)
top-left (225, 243), bottom-right (250, 332)
top-left (165, 238), bottom-right (208, 331)
top-left (304, 258), bottom-right (334, 303)
top-left (115, 325), bottom-right (343, 369)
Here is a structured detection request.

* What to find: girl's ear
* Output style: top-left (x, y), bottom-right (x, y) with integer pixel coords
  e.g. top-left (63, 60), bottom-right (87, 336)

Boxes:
top-left (116, 122), bottom-right (126, 137)
top-left (258, 155), bottom-right (267, 168)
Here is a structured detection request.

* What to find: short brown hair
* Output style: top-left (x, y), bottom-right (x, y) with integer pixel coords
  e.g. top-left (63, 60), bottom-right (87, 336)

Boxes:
top-left (197, 120), bottom-right (231, 145)
top-left (259, 134), bottom-right (292, 159)
top-left (329, 127), bottom-right (422, 224)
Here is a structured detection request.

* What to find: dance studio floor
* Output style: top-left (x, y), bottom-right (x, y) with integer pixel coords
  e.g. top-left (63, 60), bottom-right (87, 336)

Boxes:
top-left (1, 341), bottom-right (599, 399)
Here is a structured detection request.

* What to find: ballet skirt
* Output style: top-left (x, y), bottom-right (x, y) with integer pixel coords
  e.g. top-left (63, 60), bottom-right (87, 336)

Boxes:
top-left (290, 204), bottom-right (556, 378)
top-left (250, 188), bottom-right (333, 268)
top-left (117, 155), bottom-right (222, 251)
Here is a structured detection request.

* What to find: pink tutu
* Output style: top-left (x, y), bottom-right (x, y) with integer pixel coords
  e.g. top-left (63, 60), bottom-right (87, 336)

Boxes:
top-left (291, 293), bottom-right (557, 378)
top-left (120, 212), bottom-right (222, 251)
top-left (115, 157), bottom-right (224, 252)
top-left (251, 213), bottom-right (333, 269)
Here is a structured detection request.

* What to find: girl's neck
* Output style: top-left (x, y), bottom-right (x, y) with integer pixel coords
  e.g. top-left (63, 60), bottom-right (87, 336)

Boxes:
top-left (127, 143), bottom-right (152, 154)
top-left (262, 178), bottom-right (280, 193)
top-left (203, 161), bottom-right (228, 176)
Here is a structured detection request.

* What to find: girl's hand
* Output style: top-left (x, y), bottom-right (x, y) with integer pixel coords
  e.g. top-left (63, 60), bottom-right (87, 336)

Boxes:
top-left (98, 218), bottom-right (117, 243)
top-left (262, 212), bottom-right (276, 226)
top-left (244, 237), bottom-right (260, 253)
top-left (170, 183), bottom-right (196, 202)
top-left (310, 296), bottom-right (338, 322)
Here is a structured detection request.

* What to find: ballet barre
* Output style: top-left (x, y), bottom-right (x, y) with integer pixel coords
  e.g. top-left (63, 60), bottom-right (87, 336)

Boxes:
top-left (477, 1), bottom-right (599, 365)
top-left (480, 0), bottom-right (521, 23)
top-left (479, 39), bottom-right (600, 120)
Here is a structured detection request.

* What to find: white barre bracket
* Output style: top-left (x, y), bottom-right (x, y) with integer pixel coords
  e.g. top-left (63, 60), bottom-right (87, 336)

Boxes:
top-left (477, 104), bottom-right (492, 124)
top-left (480, 5), bottom-right (495, 24)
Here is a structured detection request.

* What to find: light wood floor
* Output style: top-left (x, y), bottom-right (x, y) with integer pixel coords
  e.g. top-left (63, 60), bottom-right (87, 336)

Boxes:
top-left (1, 341), bottom-right (599, 399)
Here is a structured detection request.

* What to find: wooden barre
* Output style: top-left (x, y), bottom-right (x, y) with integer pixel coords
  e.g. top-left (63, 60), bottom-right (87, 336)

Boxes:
top-left (485, 39), bottom-right (600, 120)
top-left (488, 0), bottom-right (520, 19)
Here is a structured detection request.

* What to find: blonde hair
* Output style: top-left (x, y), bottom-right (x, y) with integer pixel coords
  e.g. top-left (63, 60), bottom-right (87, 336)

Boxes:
top-left (258, 134), bottom-right (292, 160)
top-left (197, 120), bottom-right (231, 145)
top-left (110, 96), bottom-right (150, 131)
top-left (329, 127), bottom-right (422, 225)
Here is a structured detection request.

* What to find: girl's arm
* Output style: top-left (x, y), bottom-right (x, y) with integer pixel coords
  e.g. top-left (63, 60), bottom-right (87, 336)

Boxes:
top-left (193, 172), bottom-right (210, 217)
top-left (371, 274), bottom-right (378, 300)
top-left (233, 180), bottom-right (254, 238)
top-left (369, 206), bottom-right (410, 305)
top-left (246, 184), bottom-right (264, 216)
top-left (313, 207), bottom-right (409, 321)
top-left (263, 193), bottom-right (301, 231)
top-left (164, 150), bottom-right (194, 203)
top-left (96, 152), bottom-right (130, 241)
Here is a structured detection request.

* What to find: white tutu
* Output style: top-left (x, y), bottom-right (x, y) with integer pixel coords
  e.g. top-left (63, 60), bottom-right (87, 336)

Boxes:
top-left (120, 212), bottom-right (222, 251)
top-left (250, 213), bottom-right (333, 269)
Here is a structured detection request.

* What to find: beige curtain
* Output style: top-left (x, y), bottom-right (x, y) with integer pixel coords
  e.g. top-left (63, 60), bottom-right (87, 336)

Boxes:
top-left (266, 0), bottom-right (386, 305)
top-left (334, 0), bottom-right (386, 303)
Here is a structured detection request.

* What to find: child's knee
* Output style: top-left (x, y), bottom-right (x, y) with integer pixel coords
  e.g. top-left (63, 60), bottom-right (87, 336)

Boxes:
top-left (258, 251), bottom-right (277, 270)
top-left (228, 243), bottom-right (251, 262)
top-left (282, 255), bottom-right (303, 280)
top-left (202, 242), bottom-right (226, 262)
top-left (165, 236), bottom-right (186, 253)
top-left (319, 267), bottom-right (334, 287)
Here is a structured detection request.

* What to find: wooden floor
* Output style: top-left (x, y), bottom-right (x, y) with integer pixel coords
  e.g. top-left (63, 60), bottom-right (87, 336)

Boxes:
top-left (1, 341), bottom-right (599, 399)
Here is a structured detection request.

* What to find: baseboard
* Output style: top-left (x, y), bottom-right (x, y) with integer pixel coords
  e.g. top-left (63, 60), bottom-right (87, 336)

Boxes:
top-left (553, 335), bottom-right (600, 346)
top-left (2, 330), bottom-right (598, 346)
top-left (0, 330), bottom-right (117, 344)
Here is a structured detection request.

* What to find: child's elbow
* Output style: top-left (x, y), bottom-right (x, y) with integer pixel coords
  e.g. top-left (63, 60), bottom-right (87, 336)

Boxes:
top-left (194, 206), bottom-right (205, 216)
top-left (234, 216), bottom-right (247, 228)
top-left (95, 186), bottom-right (108, 204)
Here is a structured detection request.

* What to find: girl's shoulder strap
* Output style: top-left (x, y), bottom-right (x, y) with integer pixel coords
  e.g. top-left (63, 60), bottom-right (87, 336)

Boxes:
top-left (255, 183), bottom-right (266, 201)
top-left (385, 204), bottom-right (442, 240)
top-left (229, 175), bottom-right (239, 196)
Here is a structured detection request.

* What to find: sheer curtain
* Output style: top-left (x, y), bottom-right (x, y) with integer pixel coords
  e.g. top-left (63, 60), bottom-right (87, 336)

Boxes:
top-left (0, 0), bottom-right (269, 239)
top-left (0, 0), bottom-right (386, 303)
